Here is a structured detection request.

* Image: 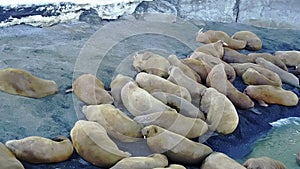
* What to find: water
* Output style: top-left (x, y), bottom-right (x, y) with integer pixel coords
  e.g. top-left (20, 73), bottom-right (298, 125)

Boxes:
top-left (239, 117), bottom-right (300, 168)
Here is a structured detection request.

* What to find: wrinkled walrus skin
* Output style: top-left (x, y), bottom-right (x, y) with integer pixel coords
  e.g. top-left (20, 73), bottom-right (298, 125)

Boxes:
top-left (0, 68), bottom-right (58, 98)
top-left (110, 153), bottom-right (168, 169)
top-left (5, 136), bottom-right (73, 164)
top-left (83, 104), bottom-right (144, 142)
top-left (70, 120), bottom-right (131, 168)
top-left (0, 142), bottom-right (24, 169)
top-left (142, 125), bottom-right (213, 165)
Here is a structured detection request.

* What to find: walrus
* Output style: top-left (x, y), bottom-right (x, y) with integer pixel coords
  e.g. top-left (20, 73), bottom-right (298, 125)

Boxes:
top-left (110, 74), bottom-right (135, 109)
top-left (83, 104), bottom-right (144, 142)
top-left (201, 152), bottom-right (246, 169)
top-left (244, 85), bottom-right (299, 107)
top-left (275, 50), bottom-right (300, 66)
top-left (134, 109), bottom-right (208, 139)
top-left (255, 57), bottom-right (300, 88)
top-left (190, 52), bottom-right (236, 82)
top-left (223, 47), bottom-right (253, 63)
top-left (142, 125), bottom-right (213, 165)
top-left (182, 58), bottom-right (212, 83)
top-left (243, 157), bottom-right (286, 169)
top-left (72, 74), bottom-right (114, 105)
top-left (0, 142), bottom-right (24, 169)
top-left (0, 68), bottom-right (58, 98)
top-left (70, 120), bottom-right (131, 167)
top-left (151, 91), bottom-right (205, 119)
top-left (135, 72), bottom-right (192, 102)
top-left (194, 40), bottom-right (227, 59)
top-left (196, 29), bottom-right (247, 50)
top-left (248, 53), bottom-right (288, 71)
top-left (110, 153), bottom-right (168, 169)
top-left (5, 136), bottom-right (73, 164)
top-left (168, 55), bottom-right (201, 82)
top-left (121, 81), bottom-right (171, 116)
top-left (230, 63), bottom-right (283, 87)
top-left (200, 88), bottom-right (239, 134)
top-left (133, 51), bottom-right (170, 78)
top-left (242, 68), bottom-right (282, 87)
top-left (231, 31), bottom-right (262, 51)
top-left (206, 64), bottom-right (254, 109)
top-left (167, 66), bottom-right (207, 106)
top-left (153, 164), bottom-right (186, 169)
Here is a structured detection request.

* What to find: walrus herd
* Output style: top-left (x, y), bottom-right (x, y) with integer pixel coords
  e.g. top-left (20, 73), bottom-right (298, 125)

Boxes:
top-left (1, 28), bottom-right (300, 169)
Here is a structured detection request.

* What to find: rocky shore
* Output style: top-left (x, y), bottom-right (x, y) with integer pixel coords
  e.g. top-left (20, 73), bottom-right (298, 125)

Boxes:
top-left (0, 15), bottom-right (300, 168)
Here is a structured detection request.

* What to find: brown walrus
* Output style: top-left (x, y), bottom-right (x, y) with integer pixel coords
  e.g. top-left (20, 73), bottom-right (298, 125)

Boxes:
top-left (231, 31), bottom-right (262, 51)
top-left (134, 109), bottom-right (208, 138)
top-left (168, 55), bottom-right (201, 82)
top-left (242, 68), bottom-right (282, 87)
top-left (135, 72), bottom-right (192, 102)
top-left (190, 51), bottom-right (236, 82)
top-left (83, 104), bottom-right (144, 142)
top-left (0, 68), bottom-right (58, 98)
top-left (0, 142), bottom-right (24, 169)
top-left (201, 152), bottom-right (246, 169)
top-left (72, 74), bottom-right (114, 105)
top-left (110, 153), bottom-right (168, 169)
top-left (206, 63), bottom-right (254, 109)
top-left (182, 58), bottom-right (212, 83)
top-left (244, 85), bottom-right (299, 107)
top-left (194, 40), bottom-right (227, 59)
top-left (5, 136), bottom-right (73, 164)
top-left (248, 53), bottom-right (288, 71)
top-left (223, 47), bottom-right (253, 63)
top-left (142, 125), bottom-right (212, 165)
top-left (200, 88), bottom-right (239, 134)
top-left (196, 29), bottom-right (247, 50)
top-left (133, 51), bottom-right (170, 78)
top-left (121, 81), bottom-right (171, 116)
top-left (70, 120), bottom-right (131, 167)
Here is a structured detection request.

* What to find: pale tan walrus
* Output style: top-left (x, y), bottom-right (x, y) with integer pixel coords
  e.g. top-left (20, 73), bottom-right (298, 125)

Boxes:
top-left (196, 29), bottom-right (247, 50)
top-left (5, 136), bottom-right (73, 164)
top-left (194, 40), bottom-right (227, 59)
top-left (142, 125), bottom-right (212, 165)
top-left (200, 88), bottom-right (239, 135)
top-left (244, 85), bottom-right (299, 107)
top-left (133, 51), bottom-right (170, 78)
top-left (201, 152), bottom-right (246, 169)
top-left (0, 142), bottom-right (24, 169)
top-left (275, 50), bottom-right (300, 66)
top-left (83, 104), bottom-right (144, 142)
top-left (72, 74), bottom-right (114, 105)
top-left (134, 109), bottom-right (208, 139)
top-left (153, 164), bottom-right (186, 169)
top-left (231, 31), bottom-right (262, 51)
top-left (70, 120), bottom-right (131, 167)
top-left (0, 68), bottom-right (58, 98)
top-left (110, 153), bottom-right (168, 169)
top-left (121, 81), bottom-right (171, 116)
top-left (135, 72), bottom-right (192, 102)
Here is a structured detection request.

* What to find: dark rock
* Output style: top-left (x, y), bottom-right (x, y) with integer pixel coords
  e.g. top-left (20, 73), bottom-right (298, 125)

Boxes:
top-left (79, 8), bottom-right (102, 25)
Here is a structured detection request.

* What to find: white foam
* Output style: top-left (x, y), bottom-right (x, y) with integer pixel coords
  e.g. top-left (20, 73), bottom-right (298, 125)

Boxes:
top-left (0, 0), bottom-right (153, 27)
top-left (0, 0), bottom-right (146, 7)
top-left (270, 117), bottom-right (300, 127)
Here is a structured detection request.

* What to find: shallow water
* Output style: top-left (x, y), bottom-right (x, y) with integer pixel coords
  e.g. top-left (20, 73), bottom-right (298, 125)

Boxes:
top-left (239, 117), bottom-right (300, 168)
